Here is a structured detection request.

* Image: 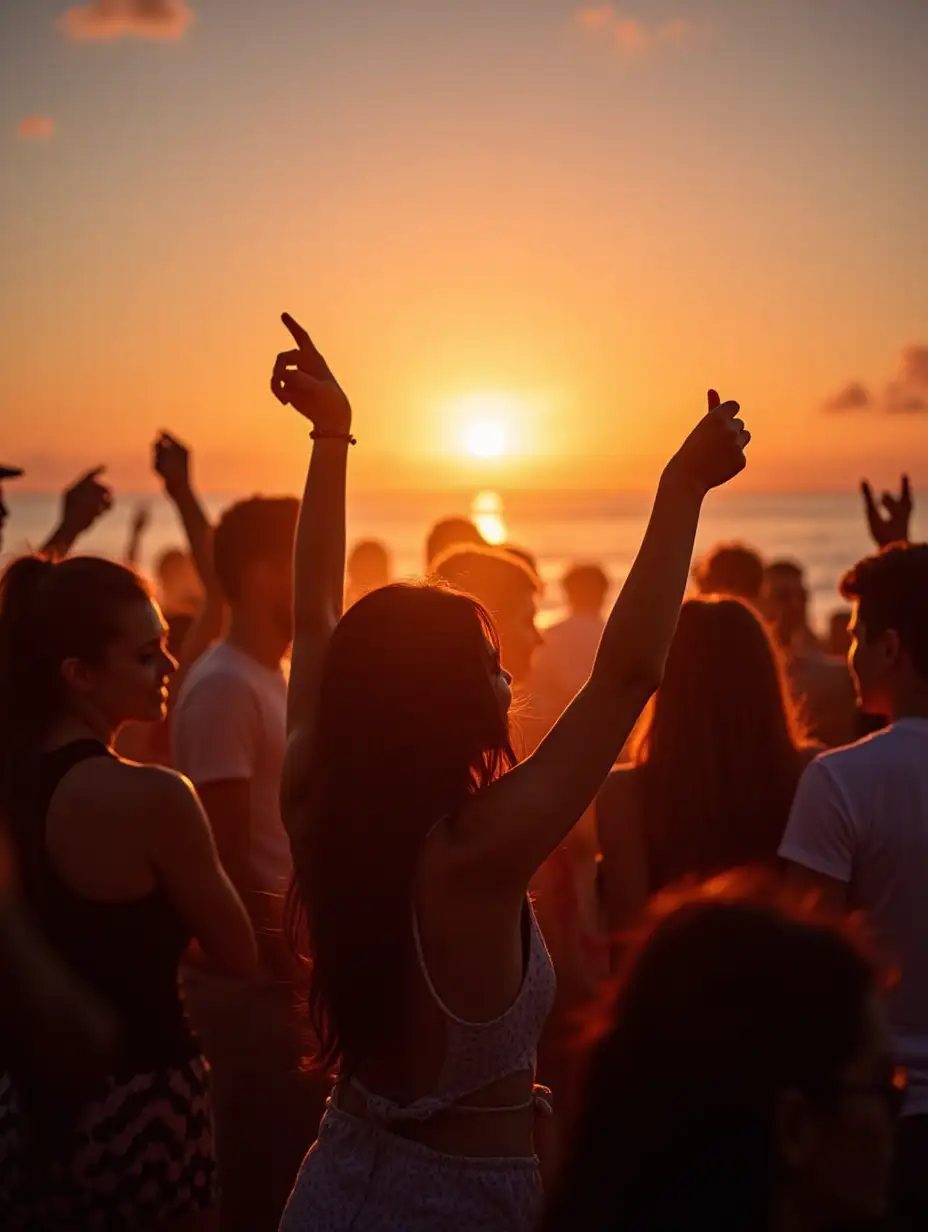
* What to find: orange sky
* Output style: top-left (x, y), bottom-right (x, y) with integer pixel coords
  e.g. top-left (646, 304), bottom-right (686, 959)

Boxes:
top-left (2, 0), bottom-right (927, 494)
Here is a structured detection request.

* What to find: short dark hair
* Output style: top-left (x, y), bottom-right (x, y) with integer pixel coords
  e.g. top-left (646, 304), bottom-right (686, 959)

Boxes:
top-left (693, 543), bottom-right (764, 603)
top-left (432, 544), bottom-right (539, 622)
top-left (347, 540), bottom-right (391, 587)
top-left (563, 563), bottom-right (609, 612)
top-left (840, 542), bottom-right (928, 678)
top-left (766, 559), bottom-right (804, 584)
top-left (212, 497), bottom-right (299, 603)
top-left (425, 517), bottom-right (484, 571)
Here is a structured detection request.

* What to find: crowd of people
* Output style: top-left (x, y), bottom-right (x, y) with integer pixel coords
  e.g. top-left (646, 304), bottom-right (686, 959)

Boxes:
top-left (0, 316), bottom-right (925, 1231)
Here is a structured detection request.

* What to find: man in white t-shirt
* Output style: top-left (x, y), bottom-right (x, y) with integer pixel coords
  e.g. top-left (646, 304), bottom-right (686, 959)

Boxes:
top-left (530, 563), bottom-right (609, 738)
top-left (779, 542), bottom-right (928, 1228)
top-left (173, 496), bottom-right (322, 1232)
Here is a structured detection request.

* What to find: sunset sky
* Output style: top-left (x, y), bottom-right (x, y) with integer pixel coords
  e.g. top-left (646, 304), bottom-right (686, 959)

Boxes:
top-left (2, 0), bottom-right (926, 495)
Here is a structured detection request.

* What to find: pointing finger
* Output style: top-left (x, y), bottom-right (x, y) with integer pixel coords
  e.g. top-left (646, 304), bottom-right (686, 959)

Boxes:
top-left (282, 313), bottom-right (313, 351)
top-left (902, 474), bottom-right (912, 505)
top-left (707, 389), bottom-right (721, 412)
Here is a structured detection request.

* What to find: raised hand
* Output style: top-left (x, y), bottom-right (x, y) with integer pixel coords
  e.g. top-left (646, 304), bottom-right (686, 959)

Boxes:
top-left (153, 431), bottom-right (192, 499)
top-left (861, 474), bottom-right (912, 548)
top-left (664, 389), bottom-right (750, 496)
top-left (271, 313), bottom-right (351, 435)
top-left (61, 467), bottom-right (113, 536)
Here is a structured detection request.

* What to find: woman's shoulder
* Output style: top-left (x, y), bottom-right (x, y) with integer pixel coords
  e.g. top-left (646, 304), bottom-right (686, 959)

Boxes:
top-left (57, 754), bottom-right (198, 819)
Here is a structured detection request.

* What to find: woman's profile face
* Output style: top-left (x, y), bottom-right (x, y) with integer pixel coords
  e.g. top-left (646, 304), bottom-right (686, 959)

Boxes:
top-left (784, 993), bottom-right (897, 1226)
top-left (487, 640), bottom-right (513, 715)
top-left (64, 599), bottom-right (177, 728)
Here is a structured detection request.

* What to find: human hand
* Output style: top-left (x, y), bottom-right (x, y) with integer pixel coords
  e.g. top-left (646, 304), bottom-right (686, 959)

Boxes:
top-left (663, 390), bottom-right (750, 496)
top-left (60, 467), bottom-right (113, 537)
top-left (153, 432), bottom-right (192, 499)
top-left (271, 313), bottom-right (352, 435)
top-left (861, 475), bottom-right (912, 548)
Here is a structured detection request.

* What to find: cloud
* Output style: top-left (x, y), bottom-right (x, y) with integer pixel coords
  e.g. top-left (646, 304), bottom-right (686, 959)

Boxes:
top-left (575, 5), bottom-right (693, 55)
top-left (16, 116), bottom-right (56, 141)
top-left (821, 343), bottom-right (928, 415)
top-left (60, 0), bottom-right (193, 42)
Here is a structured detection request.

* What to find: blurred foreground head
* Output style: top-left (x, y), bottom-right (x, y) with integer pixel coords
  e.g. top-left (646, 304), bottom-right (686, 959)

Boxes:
top-left (545, 871), bottom-right (897, 1232)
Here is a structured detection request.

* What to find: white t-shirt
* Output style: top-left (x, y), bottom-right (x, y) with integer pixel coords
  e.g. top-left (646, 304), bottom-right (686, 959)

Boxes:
top-left (173, 641), bottom-right (290, 895)
top-left (779, 719), bottom-right (928, 1114)
top-left (526, 613), bottom-right (605, 744)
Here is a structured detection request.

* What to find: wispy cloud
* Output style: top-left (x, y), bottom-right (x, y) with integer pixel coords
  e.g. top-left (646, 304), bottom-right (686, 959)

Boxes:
top-left (575, 5), bottom-right (693, 55)
top-left (16, 116), bottom-right (56, 141)
top-left (821, 343), bottom-right (928, 414)
top-left (60, 0), bottom-right (193, 42)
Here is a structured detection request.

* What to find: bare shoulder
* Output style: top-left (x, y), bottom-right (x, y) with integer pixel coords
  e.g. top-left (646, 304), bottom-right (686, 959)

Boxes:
top-left (58, 756), bottom-right (198, 822)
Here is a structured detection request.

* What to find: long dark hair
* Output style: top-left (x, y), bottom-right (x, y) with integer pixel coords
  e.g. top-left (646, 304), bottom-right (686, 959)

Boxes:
top-left (287, 581), bottom-right (516, 1078)
top-left (635, 596), bottom-right (806, 888)
top-left (544, 873), bottom-right (879, 1232)
top-left (0, 555), bottom-right (151, 862)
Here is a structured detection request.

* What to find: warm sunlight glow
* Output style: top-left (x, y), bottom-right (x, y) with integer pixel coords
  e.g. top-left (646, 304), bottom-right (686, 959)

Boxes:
top-left (466, 420), bottom-right (507, 459)
top-left (471, 490), bottom-right (508, 544)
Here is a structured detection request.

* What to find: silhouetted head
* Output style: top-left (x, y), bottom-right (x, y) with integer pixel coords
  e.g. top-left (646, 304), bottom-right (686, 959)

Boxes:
top-left (0, 555), bottom-right (174, 766)
top-left (154, 546), bottom-right (203, 616)
top-left (424, 516), bottom-right (484, 572)
top-left (694, 541), bottom-right (765, 604)
top-left (432, 544), bottom-right (542, 683)
top-left (504, 544), bottom-right (539, 577)
top-left (0, 466), bottom-right (23, 554)
top-left (763, 559), bottom-right (809, 649)
top-left (841, 542), bottom-right (928, 720)
top-left (213, 496), bottom-right (298, 643)
top-left (289, 581), bottom-right (516, 1077)
top-left (545, 874), bottom-right (897, 1232)
top-left (562, 562), bottom-right (609, 617)
top-left (346, 539), bottom-right (392, 605)
top-left (634, 597), bottom-right (804, 888)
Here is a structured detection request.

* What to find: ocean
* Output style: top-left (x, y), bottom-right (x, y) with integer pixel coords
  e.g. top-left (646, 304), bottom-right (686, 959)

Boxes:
top-left (3, 487), bottom-right (922, 636)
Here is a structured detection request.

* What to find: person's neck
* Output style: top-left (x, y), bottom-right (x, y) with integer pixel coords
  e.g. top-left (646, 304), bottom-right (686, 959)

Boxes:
top-left (886, 682), bottom-right (928, 723)
top-left (226, 608), bottom-right (288, 671)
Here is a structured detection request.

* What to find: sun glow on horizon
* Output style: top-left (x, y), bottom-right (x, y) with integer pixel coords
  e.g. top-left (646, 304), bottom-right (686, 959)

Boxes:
top-left (466, 420), bottom-right (507, 459)
top-left (445, 392), bottom-right (525, 463)
top-left (471, 489), bottom-right (508, 544)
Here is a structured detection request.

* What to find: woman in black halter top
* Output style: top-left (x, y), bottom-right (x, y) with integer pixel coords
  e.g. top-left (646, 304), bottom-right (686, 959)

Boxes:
top-left (0, 554), bottom-right (257, 1231)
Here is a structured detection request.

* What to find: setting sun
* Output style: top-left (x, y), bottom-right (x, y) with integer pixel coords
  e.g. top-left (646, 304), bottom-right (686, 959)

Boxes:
top-left (466, 420), bottom-right (507, 459)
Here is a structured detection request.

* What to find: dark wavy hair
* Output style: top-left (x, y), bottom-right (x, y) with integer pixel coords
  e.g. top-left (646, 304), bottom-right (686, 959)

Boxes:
top-left (544, 873), bottom-right (880, 1232)
top-left (840, 542), bottom-right (928, 678)
top-left (287, 581), bottom-right (517, 1077)
top-left (0, 555), bottom-right (151, 868)
top-left (634, 596), bottom-right (806, 890)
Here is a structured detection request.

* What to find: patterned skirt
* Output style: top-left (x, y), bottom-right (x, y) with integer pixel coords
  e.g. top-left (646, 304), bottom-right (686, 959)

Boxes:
top-left (0, 1055), bottom-right (218, 1230)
